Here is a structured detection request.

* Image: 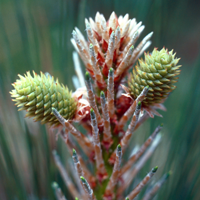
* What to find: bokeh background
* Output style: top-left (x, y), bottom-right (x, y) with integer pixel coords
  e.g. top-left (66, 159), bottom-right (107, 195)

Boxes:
top-left (0, 0), bottom-right (200, 199)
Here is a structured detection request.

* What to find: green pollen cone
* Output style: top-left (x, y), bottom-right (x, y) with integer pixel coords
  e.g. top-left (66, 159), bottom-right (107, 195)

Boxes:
top-left (128, 48), bottom-right (181, 106)
top-left (10, 71), bottom-right (77, 126)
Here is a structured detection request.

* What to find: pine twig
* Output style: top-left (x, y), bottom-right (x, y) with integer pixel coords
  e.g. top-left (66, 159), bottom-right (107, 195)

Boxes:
top-left (104, 144), bottom-right (122, 199)
top-left (142, 172), bottom-right (171, 200)
top-left (85, 19), bottom-right (104, 59)
top-left (90, 109), bottom-right (107, 180)
top-left (72, 149), bottom-right (88, 199)
top-left (71, 30), bottom-right (91, 72)
top-left (114, 26), bottom-right (121, 56)
top-left (52, 108), bottom-right (93, 157)
top-left (118, 86), bottom-right (149, 130)
top-left (133, 112), bottom-right (149, 132)
top-left (107, 68), bottom-right (115, 117)
top-left (124, 21), bottom-right (144, 45)
top-left (103, 31), bottom-right (115, 76)
top-left (120, 125), bottom-right (162, 175)
top-left (129, 32), bottom-right (153, 66)
top-left (126, 166), bottom-right (158, 199)
top-left (109, 102), bottom-right (141, 164)
top-left (52, 151), bottom-right (80, 199)
top-left (85, 72), bottom-right (103, 126)
top-left (118, 31), bottom-right (138, 61)
top-left (100, 91), bottom-right (112, 148)
top-left (120, 101), bottom-right (141, 152)
top-left (89, 43), bottom-right (105, 87)
top-left (117, 134), bottom-right (161, 195)
top-left (59, 129), bottom-right (95, 185)
top-left (72, 149), bottom-right (84, 179)
top-left (115, 45), bottom-right (134, 78)
top-left (80, 176), bottom-right (96, 200)
top-left (52, 182), bottom-right (67, 200)
top-left (72, 51), bottom-right (85, 87)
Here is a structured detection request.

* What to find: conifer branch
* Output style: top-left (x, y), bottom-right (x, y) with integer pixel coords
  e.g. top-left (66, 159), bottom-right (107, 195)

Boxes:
top-left (90, 109), bottom-right (107, 180)
top-left (85, 72), bottom-right (103, 126)
top-left (85, 19), bottom-right (104, 58)
top-left (114, 26), bottom-right (121, 55)
top-left (129, 32), bottom-right (153, 66)
top-left (126, 166), bottom-right (158, 199)
top-left (133, 112), bottom-right (149, 132)
top-left (72, 30), bottom-right (91, 71)
top-left (103, 31), bottom-right (115, 76)
top-left (118, 134), bottom-right (161, 195)
top-left (107, 68), bottom-right (115, 117)
top-left (142, 172), bottom-right (171, 200)
top-left (120, 125), bottom-right (162, 175)
top-left (119, 31), bottom-right (138, 61)
top-left (72, 149), bottom-right (87, 198)
top-left (10, 11), bottom-right (180, 200)
top-left (100, 91), bottom-right (112, 148)
top-left (60, 129), bottom-right (96, 187)
top-left (52, 182), bottom-right (67, 200)
top-left (89, 43), bottom-right (105, 86)
top-left (110, 102), bottom-right (141, 163)
top-left (52, 108), bottom-right (93, 156)
top-left (104, 144), bottom-right (122, 198)
top-left (80, 176), bottom-right (96, 200)
top-left (115, 45), bottom-right (134, 78)
top-left (118, 86), bottom-right (149, 130)
top-left (52, 151), bottom-right (80, 199)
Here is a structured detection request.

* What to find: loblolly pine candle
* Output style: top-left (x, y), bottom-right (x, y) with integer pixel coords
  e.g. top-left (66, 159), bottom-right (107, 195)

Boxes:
top-left (11, 11), bottom-right (180, 200)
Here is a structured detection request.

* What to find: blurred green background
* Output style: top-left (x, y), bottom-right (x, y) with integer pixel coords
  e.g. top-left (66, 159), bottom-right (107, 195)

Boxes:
top-left (0, 0), bottom-right (200, 199)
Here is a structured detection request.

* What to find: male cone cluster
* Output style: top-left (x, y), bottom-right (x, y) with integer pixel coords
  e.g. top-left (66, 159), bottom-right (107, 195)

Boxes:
top-left (128, 48), bottom-right (181, 106)
top-left (10, 71), bottom-right (77, 126)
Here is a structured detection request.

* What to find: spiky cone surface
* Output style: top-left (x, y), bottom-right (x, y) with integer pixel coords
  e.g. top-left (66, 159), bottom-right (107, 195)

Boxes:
top-left (128, 48), bottom-right (181, 106)
top-left (10, 71), bottom-right (77, 126)
top-left (71, 11), bottom-right (153, 88)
